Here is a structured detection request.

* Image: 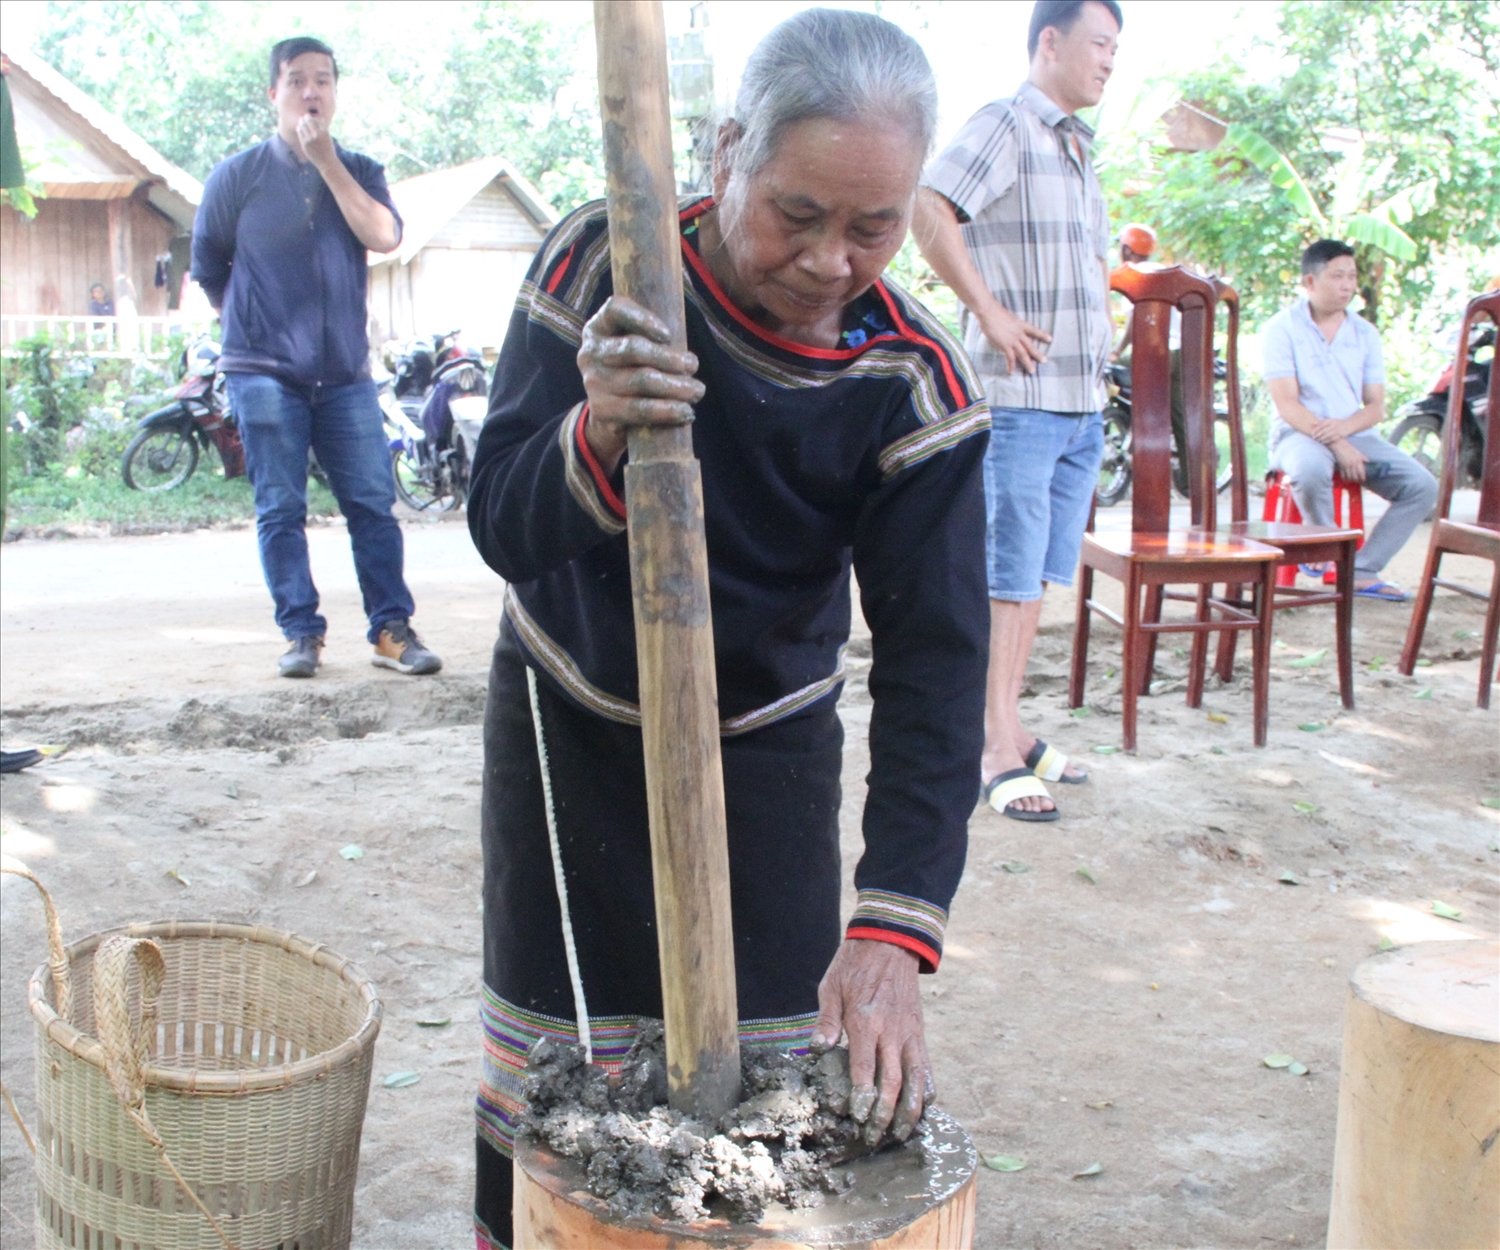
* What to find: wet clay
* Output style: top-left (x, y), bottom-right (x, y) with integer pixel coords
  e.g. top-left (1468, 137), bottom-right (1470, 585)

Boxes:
top-left (520, 1020), bottom-right (926, 1223)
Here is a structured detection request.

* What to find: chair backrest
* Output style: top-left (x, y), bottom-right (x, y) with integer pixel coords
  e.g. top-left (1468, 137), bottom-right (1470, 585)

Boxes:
top-left (1211, 278), bottom-right (1249, 524)
top-left (1437, 290), bottom-right (1500, 528)
top-left (1110, 264), bottom-right (1219, 533)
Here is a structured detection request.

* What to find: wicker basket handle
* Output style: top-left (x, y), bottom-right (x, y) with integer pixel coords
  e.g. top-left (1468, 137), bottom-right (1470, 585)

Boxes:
top-left (93, 935), bottom-right (241, 1250)
top-left (0, 857), bottom-right (72, 1022)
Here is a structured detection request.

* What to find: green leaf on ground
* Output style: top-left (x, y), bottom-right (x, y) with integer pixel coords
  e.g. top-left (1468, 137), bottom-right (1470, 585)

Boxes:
top-left (1298, 722), bottom-right (1325, 732)
top-left (1455, 629), bottom-right (1476, 640)
top-left (1287, 1062), bottom-right (1309, 1076)
top-left (1488, 840), bottom-right (1499, 854)
top-left (982, 1154), bottom-right (1027, 1172)
top-left (1413, 688), bottom-right (1433, 699)
top-left (1278, 871), bottom-right (1302, 885)
top-left (1366, 656), bottom-right (1387, 671)
top-left (1086, 1100), bottom-right (1113, 1110)
top-left (1263, 1054), bottom-right (1293, 1069)
top-left (225, 783), bottom-right (238, 799)
top-left (1069, 706), bottom-right (1091, 718)
top-left (1431, 900), bottom-right (1463, 921)
top-left (1274, 640), bottom-right (1289, 650)
top-left (1480, 798), bottom-right (1500, 810)
top-left (1104, 668), bottom-right (1117, 679)
top-left (382, 1071), bottom-right (421, 1088)
top-left (1211, 746), bottom-right (1226, 755)
top-left (339, 844), bottom-right (365, 860)
top-left (1293, 801), bottom-right (1318, 814)
top-left (416, 1017), bottom-right (451, 1028)
top-left (1208, 712), bottom-right (1228, 724)
top-left (1377, 936), bottom-right (1394, 951)
top-left (165, 869), bottom-right (190, 887)
top-left (1413, 657), bottom-right (1432, 667)
top-left (1001, 861), bottom-right (1030, 874)
top-left (1092, 744), bottom-right (1121, 754)
top-left (1072, 1163), bottom-right (1104, 1179)
top-left (1288, 648), bottom-right (1328, 668)
top-left (1076, 866), bottom-right (1097, 884)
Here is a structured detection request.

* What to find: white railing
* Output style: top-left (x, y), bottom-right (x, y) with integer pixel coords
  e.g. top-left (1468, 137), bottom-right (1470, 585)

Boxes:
top-left (0, 314), bottom-right (216, 359)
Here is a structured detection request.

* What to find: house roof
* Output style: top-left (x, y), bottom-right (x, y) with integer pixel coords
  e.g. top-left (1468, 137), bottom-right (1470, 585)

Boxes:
top-left (376, 154), bottom-right (557, 267)
top-left (2, 46), bottom-right (202, 228)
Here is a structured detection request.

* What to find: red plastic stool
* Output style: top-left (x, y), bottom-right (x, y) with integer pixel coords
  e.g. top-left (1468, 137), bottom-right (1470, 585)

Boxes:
top-left (1264, 471), bottom-right (1365, 587)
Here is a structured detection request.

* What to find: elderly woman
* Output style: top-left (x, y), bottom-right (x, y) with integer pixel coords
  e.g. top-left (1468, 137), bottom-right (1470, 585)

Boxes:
top-left (467, 9), bottom-right (988, 1244)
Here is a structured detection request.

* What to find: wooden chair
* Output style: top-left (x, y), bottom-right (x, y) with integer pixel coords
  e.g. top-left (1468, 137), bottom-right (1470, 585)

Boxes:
top-left (1399, 290), bottom-right (1500, 707)
top-left (1205, 278), bottom-right (1361, 708)
top-left (1070, 266), bottom-right (1282, 752)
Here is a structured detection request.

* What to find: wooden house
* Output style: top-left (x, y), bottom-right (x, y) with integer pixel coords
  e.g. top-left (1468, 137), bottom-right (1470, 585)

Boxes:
top-left (367, 155), bottom-right (556, 355)
top-left (1, 47), bottom-right (203, 351)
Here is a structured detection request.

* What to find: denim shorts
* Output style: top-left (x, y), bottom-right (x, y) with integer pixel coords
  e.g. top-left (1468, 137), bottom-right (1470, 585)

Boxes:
top-left (983, 402), bottom-right (1104, 601)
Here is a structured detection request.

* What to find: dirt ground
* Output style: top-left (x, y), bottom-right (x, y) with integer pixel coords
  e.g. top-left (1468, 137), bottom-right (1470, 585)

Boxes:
top-left (2, 499), bottom-right (1496, 1250)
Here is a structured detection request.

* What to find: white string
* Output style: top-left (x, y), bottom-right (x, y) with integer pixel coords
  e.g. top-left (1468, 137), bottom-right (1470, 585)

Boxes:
top-left (526, 666), bottom-right (592, 1065)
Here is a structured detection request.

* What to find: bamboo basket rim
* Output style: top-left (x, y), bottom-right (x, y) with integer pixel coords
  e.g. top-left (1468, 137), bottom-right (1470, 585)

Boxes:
top-left (26, 918), bottom-right (383, 1096)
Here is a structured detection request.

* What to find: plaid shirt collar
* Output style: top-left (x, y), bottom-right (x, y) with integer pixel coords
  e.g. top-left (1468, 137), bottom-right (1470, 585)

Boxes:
top-left (1013, 80), bottom-right (1096, 144)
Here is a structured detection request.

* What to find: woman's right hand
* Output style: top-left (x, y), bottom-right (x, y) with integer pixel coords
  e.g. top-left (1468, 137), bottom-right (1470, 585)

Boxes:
top-left (577, 296), bottom-right (705, 473)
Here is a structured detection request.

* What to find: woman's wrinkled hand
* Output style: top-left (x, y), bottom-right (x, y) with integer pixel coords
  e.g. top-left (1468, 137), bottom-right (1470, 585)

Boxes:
top-left (577, 297), bottom-right (705, 472)
top-left (811, 939), bottom-right (934, 1145)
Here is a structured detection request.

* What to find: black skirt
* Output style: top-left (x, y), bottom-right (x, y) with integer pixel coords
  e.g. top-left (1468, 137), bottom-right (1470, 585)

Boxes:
top-left (474, 626), bottom-right (844, 1247)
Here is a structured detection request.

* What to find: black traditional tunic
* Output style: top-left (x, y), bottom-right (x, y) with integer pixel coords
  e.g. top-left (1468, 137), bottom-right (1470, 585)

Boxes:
top-left (466, 197), bottom-right (988, 1248)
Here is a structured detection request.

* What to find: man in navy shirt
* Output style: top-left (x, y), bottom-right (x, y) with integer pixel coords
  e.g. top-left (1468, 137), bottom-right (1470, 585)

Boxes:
top-left (192, 36), bottom-right (441, 677)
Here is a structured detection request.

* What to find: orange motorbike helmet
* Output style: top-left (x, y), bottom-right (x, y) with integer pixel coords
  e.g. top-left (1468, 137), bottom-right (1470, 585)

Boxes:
top-left (1119, 223), bottom-right (1158, 259)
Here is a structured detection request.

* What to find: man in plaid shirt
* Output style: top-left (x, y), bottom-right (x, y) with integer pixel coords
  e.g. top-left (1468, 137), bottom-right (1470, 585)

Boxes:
top-left (915, 0), bottom-right (1121, 822)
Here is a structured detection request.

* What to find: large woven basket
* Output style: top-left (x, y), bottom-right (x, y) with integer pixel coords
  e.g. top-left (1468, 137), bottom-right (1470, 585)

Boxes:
top-left (6, 865), bottom-right (382, 1250)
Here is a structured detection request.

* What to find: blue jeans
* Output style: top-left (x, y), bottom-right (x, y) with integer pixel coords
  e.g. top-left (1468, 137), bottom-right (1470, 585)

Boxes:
top-left (227, 374), bottom-right (414, 642)
top-left (983, 402), bottom-right (1105, 600)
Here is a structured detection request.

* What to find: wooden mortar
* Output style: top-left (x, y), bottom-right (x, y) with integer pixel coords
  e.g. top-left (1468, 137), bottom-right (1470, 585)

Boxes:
top-left (1326, 937), bottom-right (1499, 1248)
top-left (513, 1107), bottom-right (977, 1249)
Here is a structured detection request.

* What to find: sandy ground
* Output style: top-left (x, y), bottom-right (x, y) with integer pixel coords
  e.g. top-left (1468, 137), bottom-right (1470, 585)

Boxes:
top-left (2, 500), bottom-right (1497, 1249)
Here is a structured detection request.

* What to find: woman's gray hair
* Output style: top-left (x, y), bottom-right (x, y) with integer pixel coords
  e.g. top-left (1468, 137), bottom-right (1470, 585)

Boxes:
top-left (725, 8), bottom-right (938, 178)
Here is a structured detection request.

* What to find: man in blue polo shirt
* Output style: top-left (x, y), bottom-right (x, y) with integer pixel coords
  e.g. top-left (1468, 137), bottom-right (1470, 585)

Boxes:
top-left (192, 36), bottom-right (441, 677)
top-left (1263, 239), bottom-right (1436, 601)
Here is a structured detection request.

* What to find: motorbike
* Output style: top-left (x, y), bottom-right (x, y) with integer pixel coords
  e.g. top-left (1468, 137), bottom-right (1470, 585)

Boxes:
top-left (381, 333), bottom-right (489, 512)
top-left (1096, 354), bottom-right (1234, 508)
top-left (121, 337), bottom-right (244, 491)
top-left (1388, 321), bottom-right (1492, 488)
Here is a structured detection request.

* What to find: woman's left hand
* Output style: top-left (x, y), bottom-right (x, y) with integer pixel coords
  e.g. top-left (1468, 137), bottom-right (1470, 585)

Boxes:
top-left (812, 938), bottom-right (934, 1144)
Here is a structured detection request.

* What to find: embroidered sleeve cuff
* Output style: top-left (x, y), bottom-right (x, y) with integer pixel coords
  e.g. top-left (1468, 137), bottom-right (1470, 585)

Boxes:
top-left (845, 888), bottom-right (947, 973)
top-left (559, 402), bottom-right (627, 534)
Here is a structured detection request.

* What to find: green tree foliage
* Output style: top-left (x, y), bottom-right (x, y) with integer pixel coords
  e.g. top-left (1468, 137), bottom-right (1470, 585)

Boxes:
top-left (1099, 0), bottom-right (1500, 326)
top-left (33, 0), bottom-right (606, 211)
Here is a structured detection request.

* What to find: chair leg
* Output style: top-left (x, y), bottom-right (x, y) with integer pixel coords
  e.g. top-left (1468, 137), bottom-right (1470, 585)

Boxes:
top-left (1070, 562), bottom-right (1094, 709)
top-left (1122, 568), bottom-right (1141, 754)
top-left (1187, 583), bottom-right (1210, 708)
top-left (1399, 540), bottom-right (1443, 674)
top-left (1214, 581), bottom-right (1242, 683)
top-left (1140, 583), bottom-right (1165, 696)
top-left (1252, 563), bottom-right (1275, 747)
top-left (1335, 538), bottom-right (1355, 711)
top-left (1478, 560), bottom-right (1500, 711)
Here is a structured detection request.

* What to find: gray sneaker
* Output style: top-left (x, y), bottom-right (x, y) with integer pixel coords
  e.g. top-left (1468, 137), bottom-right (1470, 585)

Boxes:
top-left (372, 619), bottom-right (442, 675)
top-left (279, 635), bottom-right (324, 678)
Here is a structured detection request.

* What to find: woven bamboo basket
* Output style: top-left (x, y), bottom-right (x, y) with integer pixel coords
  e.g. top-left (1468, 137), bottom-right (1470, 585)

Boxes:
top-left (3, 863), bottom-right (382, 1250)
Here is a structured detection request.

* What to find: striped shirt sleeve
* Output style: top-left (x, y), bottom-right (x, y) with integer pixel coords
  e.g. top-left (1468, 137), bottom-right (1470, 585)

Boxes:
top-left (921, 102), bottom-right (1020, 225)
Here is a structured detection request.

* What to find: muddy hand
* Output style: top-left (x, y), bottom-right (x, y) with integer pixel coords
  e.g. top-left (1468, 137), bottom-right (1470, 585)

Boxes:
top-left (577, 296), bottom-right (704, 473)
top-left (812, 938), bottom-right (934, 1144)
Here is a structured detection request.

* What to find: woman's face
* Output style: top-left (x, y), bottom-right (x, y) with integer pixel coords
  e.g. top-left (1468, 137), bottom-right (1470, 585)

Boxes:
top-left (712, 115), bottom-right (925, 336)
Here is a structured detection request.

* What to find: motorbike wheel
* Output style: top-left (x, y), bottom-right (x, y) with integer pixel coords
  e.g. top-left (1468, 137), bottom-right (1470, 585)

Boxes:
top-left (1388, 412), bottom-right (1444, 480)
top-left (1096, 404), bottom-right (1132, 506)
top-left (122, 426), bottom-right (199, 492)
top-left (391, 445), bottom-right (461, 513)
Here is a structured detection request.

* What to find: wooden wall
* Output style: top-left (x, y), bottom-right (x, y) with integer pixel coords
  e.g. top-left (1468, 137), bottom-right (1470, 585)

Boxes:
top-left (0, 191), bottom-right (179, 318)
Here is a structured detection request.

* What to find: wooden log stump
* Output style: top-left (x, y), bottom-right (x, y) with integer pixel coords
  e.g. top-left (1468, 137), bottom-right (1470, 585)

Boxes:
top-left (513, 1108), bottom-right (977, 1249)
top-left (1326, 938), bottom-right (1499, 1249)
